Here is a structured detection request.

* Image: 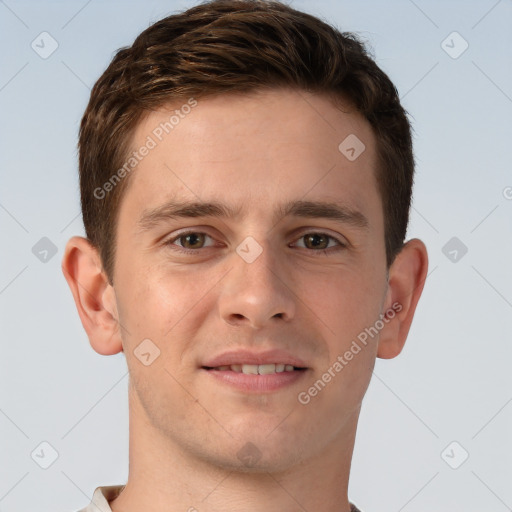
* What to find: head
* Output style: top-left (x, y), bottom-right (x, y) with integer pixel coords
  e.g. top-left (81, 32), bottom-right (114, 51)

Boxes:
top-left (63, 0), bottom-right (428, 473)
top-left (78, 0), bottom-right (416, 284)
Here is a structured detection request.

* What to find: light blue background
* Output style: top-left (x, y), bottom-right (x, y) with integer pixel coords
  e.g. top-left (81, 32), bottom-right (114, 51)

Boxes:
top-left (1, 1), bottom-right (511, 511)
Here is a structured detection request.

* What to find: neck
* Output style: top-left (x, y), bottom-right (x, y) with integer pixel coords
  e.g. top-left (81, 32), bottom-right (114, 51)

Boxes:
top-left (110, 385), bottom-right (358, 512)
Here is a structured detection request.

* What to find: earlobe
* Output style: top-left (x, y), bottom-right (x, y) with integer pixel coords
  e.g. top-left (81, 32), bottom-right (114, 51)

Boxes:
top-left (377, 238), bottom-right (429, 359)
top-left (61, 236), bottom-right (123, 356)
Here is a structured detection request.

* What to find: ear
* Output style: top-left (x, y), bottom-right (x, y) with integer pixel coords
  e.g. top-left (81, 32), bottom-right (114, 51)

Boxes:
top-left (61, 236), bottom-right (123, 355)
top-left (377, 238), bottom-right (428, 359)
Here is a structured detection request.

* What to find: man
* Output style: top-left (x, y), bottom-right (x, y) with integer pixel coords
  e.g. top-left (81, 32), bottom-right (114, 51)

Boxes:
top-left (62, 1), bottom-right (428, 511)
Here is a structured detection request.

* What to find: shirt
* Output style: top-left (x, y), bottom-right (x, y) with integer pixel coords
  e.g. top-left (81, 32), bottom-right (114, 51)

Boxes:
top-left (76, 485), bottom-right (363, 512)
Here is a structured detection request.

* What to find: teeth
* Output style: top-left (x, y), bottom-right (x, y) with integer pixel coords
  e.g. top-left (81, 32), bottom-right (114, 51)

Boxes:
top-left (212, 363), bottom-right (299, 374)
top-left (242, 364), bottom-right (259, 375)
top-left (258, 364), bottom-right (276, 375)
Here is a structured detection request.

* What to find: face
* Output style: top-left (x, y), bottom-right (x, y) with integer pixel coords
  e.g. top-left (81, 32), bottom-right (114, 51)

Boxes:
top-left (111, 88), bottom-right (390, 471)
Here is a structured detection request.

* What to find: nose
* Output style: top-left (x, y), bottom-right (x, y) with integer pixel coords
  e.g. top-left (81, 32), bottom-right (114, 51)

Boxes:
top-left (217, 240), bottom-right (296, 329)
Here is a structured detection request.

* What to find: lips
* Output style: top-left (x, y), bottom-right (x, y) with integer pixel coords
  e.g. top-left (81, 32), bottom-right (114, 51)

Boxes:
top-left (202, 349), bottom-right (308, 370)
top-left (206, 363), bottom-right (302, 374)
top-left (201, 349), bottom-right (309, 392)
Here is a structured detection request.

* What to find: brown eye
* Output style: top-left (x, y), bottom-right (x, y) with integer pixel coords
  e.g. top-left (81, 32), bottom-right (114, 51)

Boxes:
top-left (178, 232), bottom-right (206, 249)
top-left (167, 231), bottom-right (216, 252)
top-left (292, 232), bottom-right (345, 254)
top-left (303, 233), bottom-right (330, 250)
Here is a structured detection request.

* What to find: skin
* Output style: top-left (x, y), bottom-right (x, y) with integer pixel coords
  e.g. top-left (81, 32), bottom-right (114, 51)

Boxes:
top-left (62, 88), bottom-right (428, 512)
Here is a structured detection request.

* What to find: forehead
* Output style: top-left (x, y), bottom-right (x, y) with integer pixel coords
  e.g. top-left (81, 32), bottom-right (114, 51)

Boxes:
top-left (120, 88), bottom-right (380, 223)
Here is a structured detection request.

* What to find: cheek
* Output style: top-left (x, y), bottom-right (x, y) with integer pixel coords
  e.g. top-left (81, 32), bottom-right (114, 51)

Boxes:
top-left (299, 264), bottom-right (385, 332)
top-left (115, 259), bottom-right (219, 342)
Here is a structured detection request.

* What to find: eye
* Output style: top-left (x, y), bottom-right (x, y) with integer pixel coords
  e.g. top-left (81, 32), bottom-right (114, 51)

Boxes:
top-left (292, 232), bottom-right (345, 252)
top-left (164, 230), bottom-right (345, 255)
top-left (166, 231), bottom-right (216, 251)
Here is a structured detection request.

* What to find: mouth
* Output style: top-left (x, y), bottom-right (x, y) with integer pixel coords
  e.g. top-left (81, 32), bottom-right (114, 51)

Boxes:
top-left (202, 363), bottom-right (307, 374)
top-left (201, 349), bottom-right (310, 392)
top-left (201, 363), bottom-right (309, 393)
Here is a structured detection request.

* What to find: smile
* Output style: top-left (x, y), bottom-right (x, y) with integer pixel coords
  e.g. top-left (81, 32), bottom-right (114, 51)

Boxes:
top-left (204, 363), bottom-right (306, 374)
top-left (202, 365), bottom-right (308, 392)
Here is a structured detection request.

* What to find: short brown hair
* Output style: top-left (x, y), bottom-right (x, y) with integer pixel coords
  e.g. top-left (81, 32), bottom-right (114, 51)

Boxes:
top-left (79, 0), bottom-right (415, 284)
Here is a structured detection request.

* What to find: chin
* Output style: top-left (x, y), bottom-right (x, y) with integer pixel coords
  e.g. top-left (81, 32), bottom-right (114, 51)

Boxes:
top-left (216, 447), bottom-right (304, 474)
top-left (187, 428), bottom-right (307, 474)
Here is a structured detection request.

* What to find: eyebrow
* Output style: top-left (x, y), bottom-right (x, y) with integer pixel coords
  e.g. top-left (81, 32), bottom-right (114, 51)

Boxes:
top-left (137, 199), bottom-right (369, 233)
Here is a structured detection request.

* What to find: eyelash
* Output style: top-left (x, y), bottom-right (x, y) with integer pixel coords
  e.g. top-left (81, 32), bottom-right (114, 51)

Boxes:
top-left (164, 230), bottom-right (346, 255)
